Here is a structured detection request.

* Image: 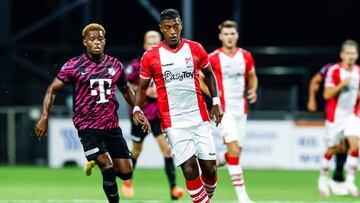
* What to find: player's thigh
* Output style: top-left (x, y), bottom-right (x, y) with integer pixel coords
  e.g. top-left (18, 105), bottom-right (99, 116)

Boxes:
top-left (344, 116), bottom-right (360, 150)
top-left (198, 158), bottom-right (217, 179)
top-left (95, 152), bottom-right (114, 171)
top-left (165, 127), bottom-right (195, 167)
top-left (325, 121), bottom-right (344, 148)
top-left (78, 129), bottom-right (108, 162)
top-left (191, 122), bottom-right (217, 162)
top-left (104, 128), bottom-right (132, 160)
top-left (221, 113), bottom-right (246, 145)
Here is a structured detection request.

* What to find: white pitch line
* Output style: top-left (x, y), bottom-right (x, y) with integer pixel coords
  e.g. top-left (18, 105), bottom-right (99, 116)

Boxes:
top-left (1, 201), bottom-right (360, 203)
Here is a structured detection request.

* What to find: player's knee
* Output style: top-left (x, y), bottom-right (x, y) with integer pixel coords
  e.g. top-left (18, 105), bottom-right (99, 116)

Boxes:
top-left (117, 172), bottom-right (133, 180)
top-left (161, 147), bottom-right (172, 157)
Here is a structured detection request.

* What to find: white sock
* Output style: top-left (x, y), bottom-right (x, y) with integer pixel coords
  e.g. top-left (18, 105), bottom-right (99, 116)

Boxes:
top-left (346, 154), bottom-right (358, 182)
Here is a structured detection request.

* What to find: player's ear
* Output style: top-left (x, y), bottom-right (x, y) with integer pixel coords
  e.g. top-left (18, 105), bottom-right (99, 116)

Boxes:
top-left (82, 39), bottom-right (87, 47)
top-left (218, 33), bottom-right (222, 41)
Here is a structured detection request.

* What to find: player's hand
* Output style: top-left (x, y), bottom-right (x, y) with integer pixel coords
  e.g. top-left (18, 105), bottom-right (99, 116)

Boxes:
top-left (34, 116), bottom-right (48, 140)
top-left (307, 99), bottom-right (317, 112)
top-left (142, 118), bottom-right (152, 133)
top-left (341, 77), bottom-right (352, 87)
top-left (133, 111), bottom-right (151, 133)
top-left (211, 104), bottom-right (223, 127)
top-left (247, 89), bottom-right (257, 103)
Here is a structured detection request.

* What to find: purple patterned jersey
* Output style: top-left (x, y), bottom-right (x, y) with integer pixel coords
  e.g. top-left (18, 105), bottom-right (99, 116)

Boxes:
top-left (125, 57), bottom-right (159, 120)
top-left (57, 54), bottom-right (127, 130)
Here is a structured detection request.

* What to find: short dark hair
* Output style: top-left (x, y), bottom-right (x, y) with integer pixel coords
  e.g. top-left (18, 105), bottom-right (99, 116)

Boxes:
top-left (160, 9), bottom-right (181, 21)
top-left (218, 20), bottom-right (238, 32)
top-left (341, 39), bottom-right (359, 52)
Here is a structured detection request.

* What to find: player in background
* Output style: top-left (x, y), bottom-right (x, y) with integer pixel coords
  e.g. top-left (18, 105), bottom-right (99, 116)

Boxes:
top-left (133, 9), bottom-right (223, 203)
top-left (307, 64), bottom-right (349, 195)
top-left (121, 30), bottom-right (184, 199)
top-left (318, 39), bottom-right (360, 197)
top-left (34, 23), bottom-right (150, 203)
top-left (208, 20), bottom-right (257, 203)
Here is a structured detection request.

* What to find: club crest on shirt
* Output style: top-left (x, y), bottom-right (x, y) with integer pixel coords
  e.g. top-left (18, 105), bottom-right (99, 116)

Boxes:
top-left (108, 67), bottom-right (115, 76)
top-left (185, 57), bottom-right (194, 68)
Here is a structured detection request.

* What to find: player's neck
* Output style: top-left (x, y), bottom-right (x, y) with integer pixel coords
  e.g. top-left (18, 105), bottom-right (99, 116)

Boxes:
top-left (222, 46), bottom-right (237, 56)
top-left (164, 38), bottom-right (182, 50)
top-left (87, 53), bottom-right (104, 63)
top-left (342, 62), bottom-right (355, 71)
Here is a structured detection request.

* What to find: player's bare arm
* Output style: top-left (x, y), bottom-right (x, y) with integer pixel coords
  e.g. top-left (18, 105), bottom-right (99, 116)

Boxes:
top-left (34, 77), bottom-right (65, 140)
top-left (323, 77), bottom-right (351, 100)
top-left (307, 73), bottom-right (323, 111)
top-left (119, 82), bottom-right (151, 133)
top-left (133, 78), bottom-right (151, 127)
top-left (199, 73), bottom-right (211, 97)
top-left (202, 65), bottom-right (223, 126)
top-left (247, 70), bottom-right (258, 104)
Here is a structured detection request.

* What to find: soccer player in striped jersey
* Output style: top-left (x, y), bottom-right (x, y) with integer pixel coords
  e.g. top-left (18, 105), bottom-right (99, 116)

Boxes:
top-left (133, 9), bottom-right (223, 203)
top-left (318, 39), bottom-right (360, 197)
top-left (208, 20), bottom-right (258, 203)
top-left (34, 23), bottom-right (150, 203)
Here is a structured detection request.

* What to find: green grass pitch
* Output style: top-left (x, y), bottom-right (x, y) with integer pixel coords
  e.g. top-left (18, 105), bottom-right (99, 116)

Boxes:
top-left (0, 166), bottom-right (359, 202)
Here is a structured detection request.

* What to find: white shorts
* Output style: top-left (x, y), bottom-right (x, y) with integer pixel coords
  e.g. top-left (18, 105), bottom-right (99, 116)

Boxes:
top-left (220, 113), bottom-right (247, 145)
top-left (325, 115), bottom-right (360, 147)
top-left (165, 122), bottom-right (217, 166)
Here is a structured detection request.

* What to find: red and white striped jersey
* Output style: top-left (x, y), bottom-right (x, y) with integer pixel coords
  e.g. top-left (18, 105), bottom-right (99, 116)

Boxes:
top-left (324, 63), bottom-right (360, 122)
top-left (209, 48), bottom-right (255, 114)
top-left (140, 39), bottom-right (210, 129)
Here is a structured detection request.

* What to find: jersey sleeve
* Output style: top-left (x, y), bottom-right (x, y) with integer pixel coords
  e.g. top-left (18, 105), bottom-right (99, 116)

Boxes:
top-left (324, 68), bottom-right (336, 87)
top-left (243, 50), bottom-right (255, 74)
top-left (57, 61), bottom-right (75, 84)
top-left (319, 64), bottom-right (331, 80)
top-left (140, 53), bottom-right (152, 80)
top-left (125, 58), bottom-right (141, 84)
top-left (116, 62), bottom-right (128, 88)
top-left (196, 43), bottom-right (210, 70)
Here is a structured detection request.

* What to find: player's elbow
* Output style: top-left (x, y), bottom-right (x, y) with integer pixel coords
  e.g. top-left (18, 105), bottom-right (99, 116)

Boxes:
top-left (323, 91), bottom-right (331, 100)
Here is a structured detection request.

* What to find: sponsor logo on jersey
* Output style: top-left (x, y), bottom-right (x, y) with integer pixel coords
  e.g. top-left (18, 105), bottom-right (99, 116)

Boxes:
top-left (161, 63), bottom-right (174, 67)
top-left (163, 70), bottom-right (194, 83)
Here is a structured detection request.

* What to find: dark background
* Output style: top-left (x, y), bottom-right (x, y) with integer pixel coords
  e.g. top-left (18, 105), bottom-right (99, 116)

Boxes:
top-left (1, 0), bottom-right (360, 108)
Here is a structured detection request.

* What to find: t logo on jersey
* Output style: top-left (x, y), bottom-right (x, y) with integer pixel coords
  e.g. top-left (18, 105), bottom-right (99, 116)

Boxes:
top-left (90, 79), bottom-right (112, 103)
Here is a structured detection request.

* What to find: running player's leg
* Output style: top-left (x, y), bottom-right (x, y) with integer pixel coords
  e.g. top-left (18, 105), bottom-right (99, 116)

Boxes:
top-left (319, 122), bottom-right (343, 196)
top-left (166, 127), bottom-right (210, 203)
top-left (104, 128), bottom-right (133, 179)
top-left (79, 129), bottom-right (119, 203)
top-left (152, 118), bottom-right (184, 199)
top-left (221, 114), bottom-right (252, 202)
top-left (344, 135), bottom-right (359, 196)
top-left (120, 120), bottom-right (147, 197)
top-left (333, 138), bottom-right (348, 182)
top-left (343, 116), bottom-right (360, 196)
top-left (193, 122), bottom-right (218, 200)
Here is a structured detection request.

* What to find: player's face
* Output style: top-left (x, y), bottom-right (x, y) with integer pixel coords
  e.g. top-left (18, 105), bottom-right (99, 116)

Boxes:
top-left (83, 30), bottom-right (106, 55)
top-left (159, 18), bottom-right (182, 48)
top-left (340, 45), bottom-right (358, 67)
top-left (219, 27), bottom-right (238, 49)
top-left (143, 36), bottom-right (161, 51)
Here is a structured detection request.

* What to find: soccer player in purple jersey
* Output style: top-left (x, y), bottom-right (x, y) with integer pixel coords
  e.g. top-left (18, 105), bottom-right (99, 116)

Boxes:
top-left (34, 23), bottom-right (150, 203)
top-left (122, 30), bottom-right (184, 199)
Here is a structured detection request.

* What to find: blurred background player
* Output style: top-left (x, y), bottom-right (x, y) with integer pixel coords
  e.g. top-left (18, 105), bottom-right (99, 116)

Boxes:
top-left (307, 64), bottom-right (349, 195)
top-left (34, 23), bottom-right (151, 202)
top-left (318, 39), bottom-right (360, 197)
top-left (133, 9), bottom-right (223, 203)
top-left (122, 30), bottom-right (184, 199)
top-left (208, 20), bottom-right (258, 203)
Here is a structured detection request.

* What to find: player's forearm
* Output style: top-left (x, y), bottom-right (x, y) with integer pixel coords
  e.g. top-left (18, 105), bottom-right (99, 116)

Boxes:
top-left (323, 85), bottom-right (344, 100)
top-left (121, 85), bottom-right (135, 107)
top-left (247, 73), bottom-right (258, 92)
top-left (40, 87), bottom-right (57, 118)
top-left (202, 67), bottom-right (219, 98)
